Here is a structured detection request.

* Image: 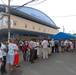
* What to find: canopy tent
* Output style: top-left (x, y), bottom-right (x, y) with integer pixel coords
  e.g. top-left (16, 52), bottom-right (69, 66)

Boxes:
top-left (51, 32), bottom-right (76, 40)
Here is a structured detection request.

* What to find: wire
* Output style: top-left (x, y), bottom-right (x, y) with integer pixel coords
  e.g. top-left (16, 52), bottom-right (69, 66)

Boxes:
top-left (50, 15), bottom-right (76, 18)
top-left (0, 0), bottom-right (35, 11)
top-left (9, 0), bottom-right (34, 13)
top-left (0, 0), bottom-right (35, 13)
top-left (0, 0), bottom-right (47, 15)
top-left (14, 0), bottom-right (35, 10)
top-left (11, 0), bottom-right (46, 11)
top-left (28, 0), bottom-right (47, 5)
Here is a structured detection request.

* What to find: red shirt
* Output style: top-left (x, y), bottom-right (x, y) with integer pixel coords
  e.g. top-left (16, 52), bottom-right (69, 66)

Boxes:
top-left (22, 44), bottom-right (28, 50)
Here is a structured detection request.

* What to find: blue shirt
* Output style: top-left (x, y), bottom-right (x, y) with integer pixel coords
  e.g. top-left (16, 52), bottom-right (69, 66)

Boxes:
top-left (54, 40), bottom-right (58, 44)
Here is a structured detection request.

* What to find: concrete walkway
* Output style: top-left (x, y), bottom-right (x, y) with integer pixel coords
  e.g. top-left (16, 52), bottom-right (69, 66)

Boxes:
top-left (1, 50), bottom-right (76, 75)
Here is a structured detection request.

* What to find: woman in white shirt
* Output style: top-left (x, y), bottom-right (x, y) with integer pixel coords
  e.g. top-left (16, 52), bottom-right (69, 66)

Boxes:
top-left (7, 38), bottom-right (16, 71)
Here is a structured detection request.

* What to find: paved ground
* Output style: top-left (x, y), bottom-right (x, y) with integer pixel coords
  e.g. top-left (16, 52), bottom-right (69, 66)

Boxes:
top-left (1, 50), bottom-right (76, 75)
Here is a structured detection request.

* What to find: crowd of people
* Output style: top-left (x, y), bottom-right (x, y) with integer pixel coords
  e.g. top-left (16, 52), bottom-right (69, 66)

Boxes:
top-left (0, 38), bottom-right (75, 74)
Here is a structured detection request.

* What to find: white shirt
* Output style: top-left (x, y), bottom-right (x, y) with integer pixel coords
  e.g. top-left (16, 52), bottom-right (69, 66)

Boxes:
top-left (49, 40), bottom-right (54, 47)
top-left (1, 43), bottom-right (7, 56)
top-left (14, 44), bottom-right (19, 51)
top-left (42, 40), bottom-right (49, 48)
top-left (0, 48), bottom-right (3, 68)
top-left (34, 42), bottom-right (39, 50)
top-left (0, 49), bottom-right (2, 58)
top-left (64, 40), bottom-right (69, 45)
top-left (8, 43), bottom-right (15, 55)
top-left (14, 44), bottom-right (19, 54)
top-left (29, 41), bottom-right (34, 49)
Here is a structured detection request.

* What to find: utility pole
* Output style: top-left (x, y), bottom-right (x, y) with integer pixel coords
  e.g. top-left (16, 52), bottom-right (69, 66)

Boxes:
top-left (8, 0), bottom-right (11, 43)
top-left (6, 0), bottom-right (43, 43)
top-left (63, 25), bottom-right (65, 32)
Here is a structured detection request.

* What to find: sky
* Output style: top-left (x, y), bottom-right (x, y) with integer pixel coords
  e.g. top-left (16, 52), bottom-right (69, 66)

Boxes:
top-left (0, 0), bottom-right (76, 34)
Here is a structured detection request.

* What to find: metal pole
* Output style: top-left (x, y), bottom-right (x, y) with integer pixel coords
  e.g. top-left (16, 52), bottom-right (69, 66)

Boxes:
top-left (8, 0), bottom-right (10, 43)
top-left (63, 25), bottom-right (65, 32)
top-left (7, 0), bottom-right (40, 43)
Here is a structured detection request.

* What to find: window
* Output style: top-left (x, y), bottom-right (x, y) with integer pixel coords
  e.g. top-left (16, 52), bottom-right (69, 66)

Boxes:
top-left (23, 34), bottom-right (28, 36)
top-left (39, 27), bottom-right (40, 30)
top-left (29, 34), bottom-right (37, 37)
top-left (33, 26), bottom-right (35, 29)
top-left (13, 21), bottom-right (17, 26)
top-left (25, 25), bottom-right (27, 28)
top-left (25, 23), bottom-right (27, 28)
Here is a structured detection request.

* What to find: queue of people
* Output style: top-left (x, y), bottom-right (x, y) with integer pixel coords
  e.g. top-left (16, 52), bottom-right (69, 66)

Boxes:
top-left (0, 38), bottom-right (75, 74)
top-left (0, 38), bottom-right (20, 74)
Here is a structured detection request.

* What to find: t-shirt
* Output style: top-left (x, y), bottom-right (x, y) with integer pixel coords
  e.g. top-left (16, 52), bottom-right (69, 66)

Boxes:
top-left (14, 44), bottom-right (19, 55)
top-left (42, 40), bottom-right (49, 48)
top-left (14, 44), bottom-right (19, 51)
top-left (22, 44), bottom-right (28, 50)
top-left (49, 40), bottom-right (54, 47)
top-left (61, 41), bottom-right (64, 46)
top-left (34, 42), bottom-right (39, 50)
top-left (29, 41), bottom-right (34, 49)
top-left (8, 43), bottom-right (16, 55)
top-left (1, 43), bottom-right (7, 56)
top-left (0, 49), bottom-right (2, 58)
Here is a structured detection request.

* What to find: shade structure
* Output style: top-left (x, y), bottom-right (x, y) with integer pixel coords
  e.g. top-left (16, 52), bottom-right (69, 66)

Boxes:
top-left (51, 32), bottom-right (76, 40)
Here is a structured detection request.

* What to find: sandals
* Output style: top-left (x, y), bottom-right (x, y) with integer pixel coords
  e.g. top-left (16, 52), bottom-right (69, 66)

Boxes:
top-left (15, 65), bottom-right (20, 67)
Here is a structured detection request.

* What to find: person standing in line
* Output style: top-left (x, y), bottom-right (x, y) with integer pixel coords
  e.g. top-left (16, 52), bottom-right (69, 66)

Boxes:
top-left (22, 41), bottom-right (28, 61)
top-left (33, 39), bottom-right (38, 60)
top-left (54, 40), bottom-right (59, 53)
top-left (69, 40), bottom-right (74, 52)
top-left (7, 38), bottom-right (16, 71)
top-left (26, 41), bottom-right (30, 61)
top-left (0, 42), bottom-right (3, 69)
top-left (35, 39), bottom-right (40, 59)
top-left (25, 41), bottom-right (29, 61)
top-left (60, 40), bottom-right (64, 53)
top-left (19, 40), bottom-right (23, 51)
top-left (48, 40), bottom-right (51, 56)
top-left (14, 39), bottom-right (20, 67)
top-left (49, 39), bottom-right (55, 53)
top-left (42, 38), bottom-right (49, 59)
top-left (29, 39), bottom-right (35, 63)
top-left (1, 40), bottom-right (8, 74)
top-left (64, 39), bottom-right (69, 51)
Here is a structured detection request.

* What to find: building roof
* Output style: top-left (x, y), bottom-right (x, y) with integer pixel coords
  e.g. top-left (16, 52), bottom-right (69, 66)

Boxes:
top-left (0, 4), bottom-right (59, 29)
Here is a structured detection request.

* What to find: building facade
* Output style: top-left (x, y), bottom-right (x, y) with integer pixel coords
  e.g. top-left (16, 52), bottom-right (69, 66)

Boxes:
top-left (0, 5), bottom-right (59, 41)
